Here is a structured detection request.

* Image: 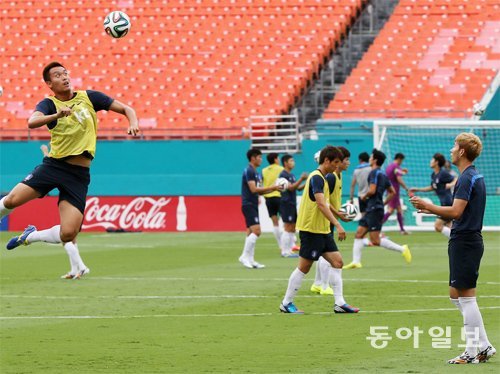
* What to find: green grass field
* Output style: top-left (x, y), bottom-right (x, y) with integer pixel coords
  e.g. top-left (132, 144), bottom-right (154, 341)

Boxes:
top-left (0, 231), bottom-right (499, 373)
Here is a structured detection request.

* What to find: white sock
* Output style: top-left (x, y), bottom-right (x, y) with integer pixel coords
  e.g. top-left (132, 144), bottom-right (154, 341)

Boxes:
top-left (313, 261), bottom-right (321, 286)
top-left (280, 232), bottom-right (294, 255)
top-left (352, 239), bottom-right (364, 263)
top-left (441, 226), bottom-right (451, 238)
top-left (459, 297), bottom-right (491, 353)
top-left (273, 226), bottom-right (281, 248)
top-left (330, 268), bottom-right (346, 306)
top-left (379, 238), bottom-right (404, 253)
top-left (241, 233), bottom-right (258, 261)
top-left (0, 196), bottom-right (13, 220)
top-left (319, 257), bottom-right (330, 290)
top-left (450, 298), bottom-right (463, 314)
top-left (282, 268), bottom-right (305, 305)
top-left (67, 242), bottom-right (87, 272)
top-left (63, 242), bottom-right (79, 274)
top-left (26, 225), bottom-right (61, 244)
top-left (362, 238), bottom-right (370, 245)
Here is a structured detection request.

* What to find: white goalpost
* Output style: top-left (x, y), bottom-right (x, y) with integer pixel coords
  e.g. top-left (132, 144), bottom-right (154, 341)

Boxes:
top-left (373, 120), bottom-right (500, 232)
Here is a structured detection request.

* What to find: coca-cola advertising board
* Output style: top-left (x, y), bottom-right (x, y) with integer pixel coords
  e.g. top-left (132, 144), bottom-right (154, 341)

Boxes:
top-left (8, 196), bottom-right (244, 232)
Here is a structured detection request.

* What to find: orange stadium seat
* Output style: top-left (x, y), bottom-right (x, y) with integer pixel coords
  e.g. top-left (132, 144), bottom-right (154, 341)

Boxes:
top-left (324, 0), bottom-right (499, 119)
top-left (1, 0), bottom-right (365, 139)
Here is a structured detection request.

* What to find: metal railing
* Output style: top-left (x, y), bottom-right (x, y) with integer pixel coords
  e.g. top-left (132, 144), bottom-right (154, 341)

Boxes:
top-left (249, 114), bottom-right (301, 154)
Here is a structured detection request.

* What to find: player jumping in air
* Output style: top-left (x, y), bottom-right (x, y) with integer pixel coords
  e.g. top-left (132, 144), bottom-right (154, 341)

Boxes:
top-left (409, 153), bottom-right (457, 238)
top-left (344, 149), bottom-right (411, 270)
top-left (411, 133), bottom-right (495, 364)
top-left (0, 61), bottom-right (139, 279)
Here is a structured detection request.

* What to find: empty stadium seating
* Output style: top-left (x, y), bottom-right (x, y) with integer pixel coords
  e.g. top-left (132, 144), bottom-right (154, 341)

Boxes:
top-left (324, 0), bottom-right (499, 119)
top-left (0, 0), bottom-right (365, 139)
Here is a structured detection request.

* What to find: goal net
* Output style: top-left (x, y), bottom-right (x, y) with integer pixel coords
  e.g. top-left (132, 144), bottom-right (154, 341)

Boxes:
top-left (373, 120), bottom-right (500, 231)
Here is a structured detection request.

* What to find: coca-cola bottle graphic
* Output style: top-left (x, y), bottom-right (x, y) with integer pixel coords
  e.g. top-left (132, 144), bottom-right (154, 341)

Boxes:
top-left (176, 196), bottom-right (187, 231)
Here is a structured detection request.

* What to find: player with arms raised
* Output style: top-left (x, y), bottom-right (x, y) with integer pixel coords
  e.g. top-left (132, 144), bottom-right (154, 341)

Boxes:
top-left (0, 62), bottom-right (139, 278)
top-left (409, 153), bottom-right (457, 238)
top-left (411, 133), bottom-right (495, 364)
top-left (383, 153), bottom-right (410, 234)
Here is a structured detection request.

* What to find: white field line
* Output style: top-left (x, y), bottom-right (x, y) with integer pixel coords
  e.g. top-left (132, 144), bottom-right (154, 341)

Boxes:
top-left (1, 306), bottom-right (499, 320)
top-left (88, 277), bottom-right (500, 285)
top-left (1, 295), bottom-right (500, 300)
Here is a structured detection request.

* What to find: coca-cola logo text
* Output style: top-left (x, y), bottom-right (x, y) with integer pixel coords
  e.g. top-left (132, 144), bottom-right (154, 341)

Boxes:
top-left (83, 197), bottom-right (171, 230)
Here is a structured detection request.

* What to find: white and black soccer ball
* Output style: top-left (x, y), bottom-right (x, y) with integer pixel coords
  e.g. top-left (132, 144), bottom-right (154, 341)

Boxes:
top-left (104, 11), bottom-right (131, 39)
top-left (340, 203), bottom-right (358, 219)
top-left (314, 150), bottom-right (321, 164)
top-left (275, 177), bottom-right (290, 191)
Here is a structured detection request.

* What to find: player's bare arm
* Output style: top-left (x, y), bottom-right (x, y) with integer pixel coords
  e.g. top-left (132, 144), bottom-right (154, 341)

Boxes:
top-left (410, 196), bottom-right (468, 219)
top-left (361, 183), bottom-right (376, 201)
top-left (247, 180), bottom-right (280, 195)
top-left (108, 100), bottom-right (139, 136)
top-left (396, 175), bottom-right (409, 191)
top-left (28, 107), bottom-right (72, 129)
top-left (446, 177), bottom-right (458, 190)
top-left (409, 185), bottom-right (433, 193)
top-left (349, 176), bottom-right (357, 202)
top-left (314, 192), bottom-right (346, 241)
top-left (289, 172), bottom-right (307, 191)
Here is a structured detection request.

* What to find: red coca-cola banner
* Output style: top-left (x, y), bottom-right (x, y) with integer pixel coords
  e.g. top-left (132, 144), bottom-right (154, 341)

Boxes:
top-left (8, 196), bottom-right (244, 232)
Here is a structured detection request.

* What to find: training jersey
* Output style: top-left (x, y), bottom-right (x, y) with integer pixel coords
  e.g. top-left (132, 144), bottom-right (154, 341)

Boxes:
top-left (279, 169), bottom-right (297, 205)
top-left (451, 165), bottom-right (486, 238)
top-left (326, 172), bottom-right (342, 211)
top-left (431, 168), bottom-right (455, 206)
top-left (241, 164), bottom-right (261, 206)
top-left (366, 168), bottom-right (391, 212)
top-left (386, 162), bottom-right (404, 195)
top-left (353, 163), bottom-right (371, 197)
top-left (35, 90), bottom-right (113, 159)
top-left (296, 170), bottom-right (330, 234)
top-left (262, 164), bottom-right (284, 198)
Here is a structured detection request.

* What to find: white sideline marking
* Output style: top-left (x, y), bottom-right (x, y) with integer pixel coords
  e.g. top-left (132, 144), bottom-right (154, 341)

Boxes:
top-left (1, 295), bottom-right (499, 300)
top-left (1, 306), bottom-right (499, 320)
top-left (89, 276), bottom-right (500, 285)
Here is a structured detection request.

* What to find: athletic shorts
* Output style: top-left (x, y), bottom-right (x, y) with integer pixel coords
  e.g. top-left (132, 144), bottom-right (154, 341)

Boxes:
top-left (21, 157), bottom-right (90, 214)
top-left (387, 194), bottom-right (401, 209)
top-left (358, 199), bottom-right (367, 213)
top-left (265, 197), bottom-right (281, 217)
top-left (448, 233), bottom-right (484, 289)
top-left (279, 203), bottom-right (297, 224)
top-left (242, 204), bottom-right (259, 227)
top-left (358, 209), bottom-right (384, 232)
top-left (299, 231), bottom-right (338, 261)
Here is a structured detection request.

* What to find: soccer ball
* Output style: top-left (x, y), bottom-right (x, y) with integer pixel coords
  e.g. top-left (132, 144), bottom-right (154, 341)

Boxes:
top-left (340, 203), bottom-right (358, 219)
top-left (275, 177), bottom-right (289, 191)
top-left (314, 150), bottom-right (321, 164)
top-left (104, 11), bottom-right (131, 38)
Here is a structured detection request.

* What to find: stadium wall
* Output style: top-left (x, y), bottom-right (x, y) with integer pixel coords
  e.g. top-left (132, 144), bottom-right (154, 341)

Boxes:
top-left (481, 88), bottom-right (500, 120)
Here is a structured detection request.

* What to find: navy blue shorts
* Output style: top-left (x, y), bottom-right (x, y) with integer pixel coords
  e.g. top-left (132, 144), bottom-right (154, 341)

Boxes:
top-left (448, 233), bottom-right (484, 289)
top-left (358, 199), bottom-right (367, 213)
top-left (299, 231), bottom-right (338, 261)
top-left (358, 209), bottom-right (384, 232)
top-left (242, 204), bottom-right (259, 227)
top-left (279, 203), bottom-right (297, 224)
top-left (265, 197), bottom-right (281, 217)
top-left (21, 157), bottom-right (90, 214)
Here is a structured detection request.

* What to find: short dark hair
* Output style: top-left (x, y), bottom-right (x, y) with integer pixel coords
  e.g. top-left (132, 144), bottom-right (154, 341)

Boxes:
top-left (337, 146), bottom-right (350, 160)
top-left (358, 152), bottom-right (369, 163)
top-left (372, 148), bottom-right (387, 166)
top-left (281, 154), bottom-right (293, 165)
top-left (247, 148), bottom-right (262, 161)
top-left (43, 61), bottom-right (66, 82)
top-left (266, 152), bottom-right (279, 165)
top-left (319, 146), bottom-right (343, 164)
top-left (433, 153), bottom-right (446, 168)
top-left (394, 153), bottom-right (405, 160)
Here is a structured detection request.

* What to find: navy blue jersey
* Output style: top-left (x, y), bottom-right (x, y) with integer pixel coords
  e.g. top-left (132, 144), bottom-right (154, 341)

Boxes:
top-left (431, 168), bottom-right (455, 206)
top-left (35, 90), bottom-right (114, 129)
top-left (307, 174), bottom-right (326, 201)
top-left (241, 165), bottom-right (261, 206)
top-left (451, 165), bottom-right (486, 238)
top-left (279, 170), bottom-right (297, 205)
top-left (325, 173), bottom-right (336, 193)
top-left (366, 169), bottom-right (391, 212)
